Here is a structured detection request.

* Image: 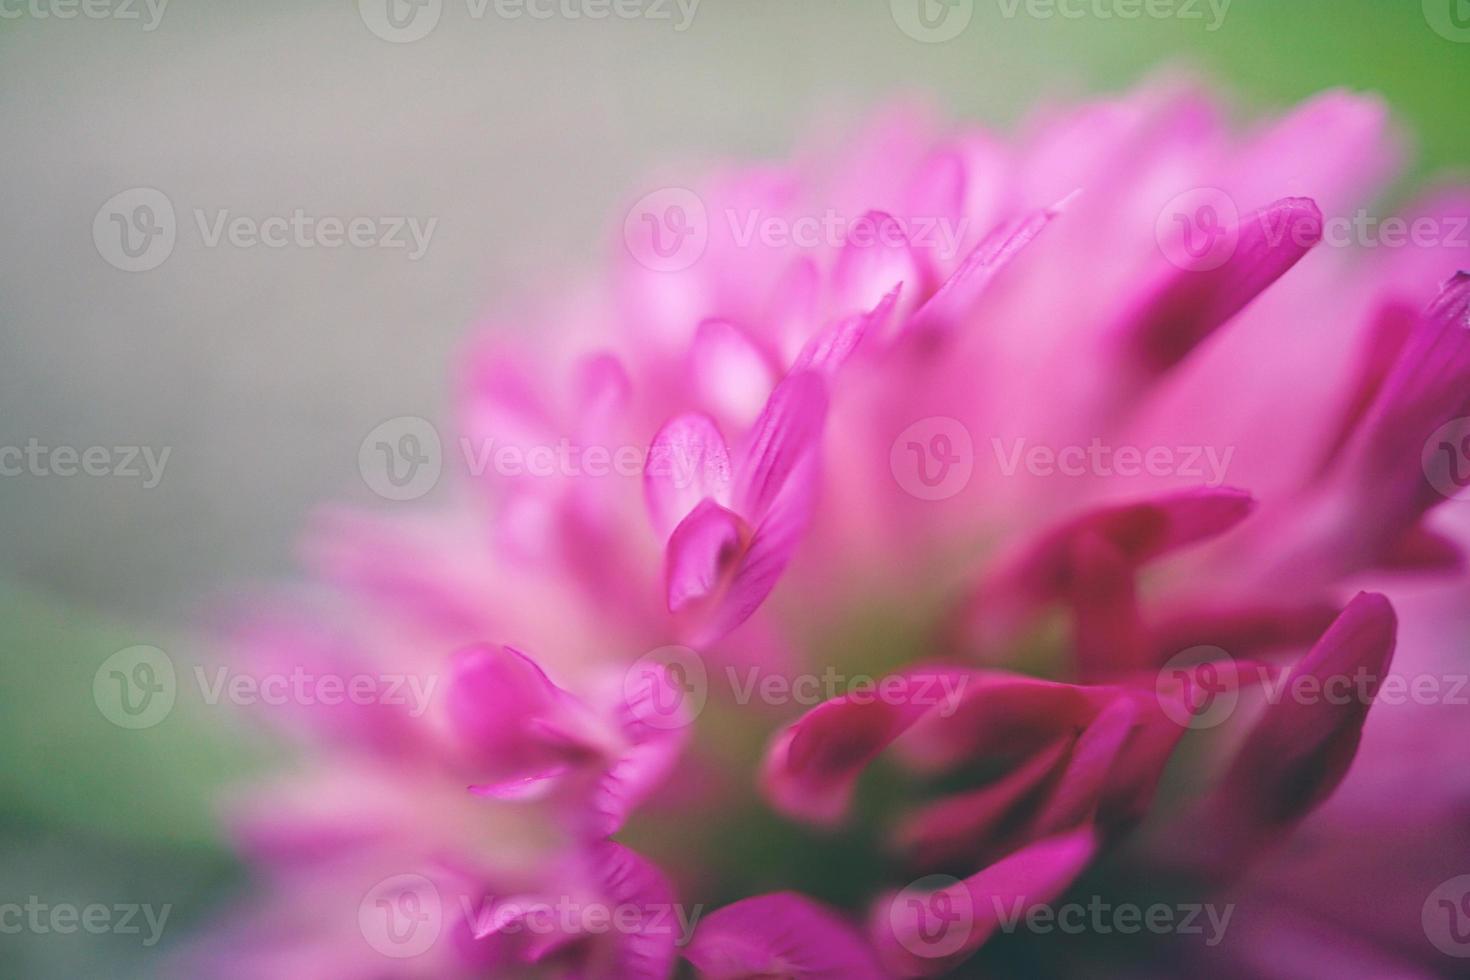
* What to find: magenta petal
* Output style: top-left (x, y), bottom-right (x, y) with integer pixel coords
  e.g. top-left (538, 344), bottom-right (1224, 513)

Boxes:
top-left (793, 284), bottom-right (901, 375)
top-left (762, 686), bottom-right (934, 825)
top-left (905, 203), bottom-right (1063, 338)
top-left (665, 498), bottom-right (749, 614)
top-left (1209, 592), bottom-right (1398, 859)
top-left (684, 892), bottom-right (885, 980)
top-left (447, 644), bottom-right (604, 779)
top-left (1343, 273), bottom-right (1470, 527)
top-left (735, 370), bottom-right (829, 521)
top-left (646, 413), bottom-right (733, 539)
top-left (694, 453), bottom-right (818, 644)
top-left (875, 828), bottom-right (1097, 977)
top-left (1122, 196), bottom-right (1324, 377)
top-left (896, 738), bottom-right (1073, 870)
top-left (585, 843), bottom-right (681, 980)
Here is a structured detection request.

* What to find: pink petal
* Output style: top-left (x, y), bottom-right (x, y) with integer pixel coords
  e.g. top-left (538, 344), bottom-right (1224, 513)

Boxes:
top-left (904, 203), bottom-right (1064, 339)
top-left (793, 285), bottom-right (900, 375)
top-left (895, 738), bottom-right (1073, 871)
top-left (1342, 273), bottom-right (1470, 529)
top-left (690, 318), bottom-right (777, 426)
top-left (645, 413), bottom-right (733, 539)
top-left (1121, 197), bottom-right (1324, 377)
top-left (447, 644), bottom-right (605, 784)
top-left (692, 453), bottom-right (818, 644)
top-left (1208, 592), bottom-right (1398, 861)
top-left (684, 892), bottom-right (886, 980)
top-left (762, 676), bottom-right (942, 825)
top-left (665, 498), bottom-right (749, 615)
top-left (831, 210), bottom-right (924, 318)
top-left (585, 843), bottom-right (681, 980)
top-left (735, 370), bottom-right (829, 521)
top-left (874, 828), bottom-right (1097, 977)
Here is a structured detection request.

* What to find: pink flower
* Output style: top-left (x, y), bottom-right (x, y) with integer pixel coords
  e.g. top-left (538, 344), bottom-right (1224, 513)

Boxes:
top-left (197, 81), bottom-right (1470, 978)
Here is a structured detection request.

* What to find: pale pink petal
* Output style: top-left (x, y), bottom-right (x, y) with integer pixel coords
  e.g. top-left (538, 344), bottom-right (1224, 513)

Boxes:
top-left (645, 413), bottom-right (733, 539)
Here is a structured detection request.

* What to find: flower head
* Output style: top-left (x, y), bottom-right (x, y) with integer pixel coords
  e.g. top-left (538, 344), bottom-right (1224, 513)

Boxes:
top-left (198, 81), bottom-right (1470, 978)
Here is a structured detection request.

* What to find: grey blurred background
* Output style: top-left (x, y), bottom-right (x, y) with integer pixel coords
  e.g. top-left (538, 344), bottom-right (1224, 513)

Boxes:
top-left (0, 1), bottom-right (1465, 974)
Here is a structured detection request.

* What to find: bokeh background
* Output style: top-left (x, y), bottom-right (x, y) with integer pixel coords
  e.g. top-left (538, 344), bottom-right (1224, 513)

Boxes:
top-left (0, 1), bottom-right (1466, 974)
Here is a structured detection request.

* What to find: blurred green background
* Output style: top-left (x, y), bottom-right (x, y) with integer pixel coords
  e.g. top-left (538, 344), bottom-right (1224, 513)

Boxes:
top-left (0, 1), bottom-right (1465, 974)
